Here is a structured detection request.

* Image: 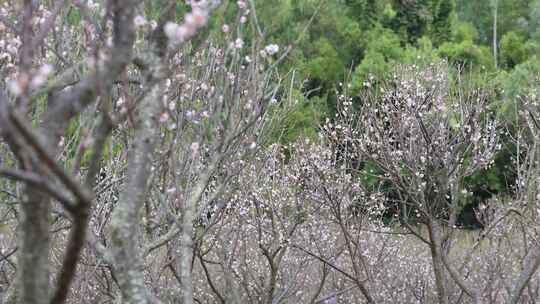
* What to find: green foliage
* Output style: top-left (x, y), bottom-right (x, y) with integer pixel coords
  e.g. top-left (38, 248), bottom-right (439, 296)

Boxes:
top-left (430, 0), bottom-right (456, 46)
top-left (436, 21), bottom-right (489, 70)
top-left (403, 36), bottom-right (441, 65)
top-left (500, 31), bottom-right (527, 69)
top-left (452, 21), bottom-right (479, 42)
top-left (275, 95), bottom-right (326, 143)
top-left (390, 0), bottom-right (431, 44)
top-left (351, 26), bottom-right (403, 88)
top-left (144, 0), bottom-right (190, 21)
top-left (247, 0), bottom-right (535, 187)
top-left (437, 23), bottom-right (494, 70)
top-left (246, 0), bottom-right (540, 228)
top-left (456, 0), bottom-right (530, 45)
top-left (530, 0), bottom-right (540, 39)
top-left (305, 38), bottom-right (345, 85)
top-left (359, 161), bottom-right (386, 191)
top-left (346, 0), bottom-right (386, 29)
top-left (496, 56), bottom-right (540, 119)
top-left (253, 0), bottom-right (296, 39)
top-left (66, 8), bottom-right (82, 25)
top-left (508, 56), bottom-right (540, 92)
top-left (466, 148), bottom-right (514, 196)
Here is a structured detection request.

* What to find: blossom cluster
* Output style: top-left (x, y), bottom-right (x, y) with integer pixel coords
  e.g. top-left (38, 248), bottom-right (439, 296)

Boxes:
top-left (7, 64), bottom-right (54, 96)
top-left (164, 5), bottom-right (210, 45)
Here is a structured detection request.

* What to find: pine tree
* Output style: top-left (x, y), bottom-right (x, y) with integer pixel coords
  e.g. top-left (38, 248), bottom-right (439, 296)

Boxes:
top-left (431, 0), bottom-right (455, 46)
top-left (346, 0), bottom-right (383, 29)
top-left (390, 0), bottom-right (431, 44)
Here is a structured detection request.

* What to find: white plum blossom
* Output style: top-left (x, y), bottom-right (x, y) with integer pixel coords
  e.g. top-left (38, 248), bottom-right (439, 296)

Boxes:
top-left (234, 38), bottom-right (244, 49)
top-left (30, 64), bottom-right (54, 89)
top-left (190, 142), bottom-right (200, 157)
top-left (159, 112), bottom-right (169, 122)
top-left (237, 0), bottom-right (247, 9)
top-left (7, 78), bottom-right (24, 96)
top-left (164, 6), bottom-right (209, 45)
top-left (164, 22), bottom-right (189, 44)
top-left (134, 15), bottom-right (147, 28)
top-left (187, 8), bottom-right (208, 27)
top-left (87, 0), bottom-right (100, 11)
top-left (222, 24), bottom-right (230, 33)
top-left (264, 44), bottom-right (279, 56)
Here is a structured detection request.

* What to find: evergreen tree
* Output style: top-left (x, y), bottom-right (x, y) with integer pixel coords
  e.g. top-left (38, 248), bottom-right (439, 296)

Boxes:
top-left (346, 0), bottom-right (384, 29)
top-left (500, 31), bottom-right (528, 69)
top-left (431, 0), bottom-right (455, 46)
top-left (391, 0), bottom-right (431, 44)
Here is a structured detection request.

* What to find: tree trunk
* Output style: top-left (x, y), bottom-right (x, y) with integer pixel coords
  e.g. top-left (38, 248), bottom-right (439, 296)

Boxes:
top-left (492, 0), bottom-right (498, 69)
top-left (109, 80), bottom-right (163, 303)
top-left (427, 220), bottom-right (449, 304)
top-left (180, 161), bottom-right (219, 304)
top-left (15, 189), bottom-right (51, 304)
top-left (509, 245), bottom-right (540, 304)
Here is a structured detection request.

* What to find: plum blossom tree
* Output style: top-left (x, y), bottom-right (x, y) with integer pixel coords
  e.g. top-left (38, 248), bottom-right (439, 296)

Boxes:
top-left (1, 1), bottom-right (540, 304)
top-left (506, 87), bottom-right (540, 304)
top-left (326, 63), bottom-right (540, 303)
top-left (0, 0), bottom-right (286, 303)
top-left (329, 64), bottom-right (499, 303)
